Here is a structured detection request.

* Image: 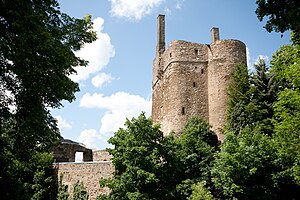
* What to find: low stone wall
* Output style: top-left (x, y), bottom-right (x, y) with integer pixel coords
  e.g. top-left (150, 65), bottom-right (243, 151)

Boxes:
top-left (54, 161), bottom-right (114, 200)
top-left (93, 150), bottom-right (113, 162)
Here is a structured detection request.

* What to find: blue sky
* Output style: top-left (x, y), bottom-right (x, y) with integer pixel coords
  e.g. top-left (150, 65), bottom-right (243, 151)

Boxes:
top-left (52, 0), bottom-right (291, 150)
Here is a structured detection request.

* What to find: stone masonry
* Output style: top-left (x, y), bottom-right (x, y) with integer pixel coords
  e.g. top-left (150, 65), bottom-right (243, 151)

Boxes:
top-left (53, 142), bottom-right (114, 200)
top-left (54, 161), bottom-right (114, 200)
top-left (152, 15), bottom-right (247, 141)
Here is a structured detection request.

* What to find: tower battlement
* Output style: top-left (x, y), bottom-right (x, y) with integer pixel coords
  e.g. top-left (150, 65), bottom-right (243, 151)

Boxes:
top-left (152, 16), bottom-right (246, 141)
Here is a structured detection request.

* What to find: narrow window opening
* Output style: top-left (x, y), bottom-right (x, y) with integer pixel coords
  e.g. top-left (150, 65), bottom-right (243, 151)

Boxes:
top-left (181, 107), bottom-right (185, 115)
top-left (170, 53), bottom-right (172, 57)
top-left (193, 82), bottom-right (196, 87)
top-left (194, 49), bottom-right (198, 55)
top-left (201, 69), bottom-right (204, 74)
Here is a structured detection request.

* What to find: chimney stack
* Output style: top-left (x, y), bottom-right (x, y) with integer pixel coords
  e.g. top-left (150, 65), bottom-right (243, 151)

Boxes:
top-left (157, 14), bottom-right (165, 54)
top-left (211, 27), bottom-right (220, 43)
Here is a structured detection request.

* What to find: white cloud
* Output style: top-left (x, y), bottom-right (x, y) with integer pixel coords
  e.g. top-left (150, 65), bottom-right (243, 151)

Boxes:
top-left (80, 91), bottom-right (151, 137)
top-left (109, 0), bottom-right (165, 21)
top-left (54, 115), bottom-right (72, 133)
top-left (175, 0), bottom-right (184, 10)
top-left (164, 7), bottom-right (171, 15)
top-left (69, 17), bottom-right (115, 82)
top-left (91, 73), bottom-right (115, 88)
top-left (246, 47), bottom-right (250, 69)
top-left (246, 47), bottom-right (270, 72)
top-left (255, 55), bottom-right (269, 65)
top-left (77, 129), bottom-right (104, 150)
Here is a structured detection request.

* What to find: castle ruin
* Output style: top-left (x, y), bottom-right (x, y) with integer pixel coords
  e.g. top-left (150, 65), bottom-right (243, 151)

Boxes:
top-left (152, 15), bottom-right (247, 141)
top-left (54, 15), bottom-right (248, 199)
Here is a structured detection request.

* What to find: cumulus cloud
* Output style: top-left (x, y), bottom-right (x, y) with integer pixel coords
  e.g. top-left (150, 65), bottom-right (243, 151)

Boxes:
top-left (91, 73), bottom-right (115, 88)
top-left (69, 17), bottom-right (115, 82)
top-left (255, 55), bottom-right (269, 64)
top-left (77, 129), bottom-right (104, 150)
top-left (109, 0), bottom-right (165, 21)
top-left (246, 47), bottom-right (269, 72)
top-left (80, 91), bottom-right (151, 147)
top-left (54, 115), bottom-right (72, 134)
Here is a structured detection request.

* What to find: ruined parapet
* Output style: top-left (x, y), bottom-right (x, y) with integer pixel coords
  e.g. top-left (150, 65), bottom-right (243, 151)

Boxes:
top-left (53, 139), bottom-right (93, 162)
top-left (93, 150), bottom-right (113, 162)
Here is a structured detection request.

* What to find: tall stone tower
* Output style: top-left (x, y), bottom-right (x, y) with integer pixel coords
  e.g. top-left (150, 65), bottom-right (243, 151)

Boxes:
top-left (152, 15), bottom-right (247, 141)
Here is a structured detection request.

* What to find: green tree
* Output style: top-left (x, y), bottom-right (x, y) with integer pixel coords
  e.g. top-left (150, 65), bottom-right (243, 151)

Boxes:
top-left (98, 114), bottom-right (218, 200)
top-left (248, 58), bottom-right (277, 135)
top-left (98, 113), bottom-right (167, 200)
top-left (175, 117), bottom-right (219, 197)
top-left (226, 61), bottom-right (277, 135)
top-left (213, 44), bottom-right (300, 199)
top-left (188, 181), bottom-right (213, 200)
top-left (0, 0), bottom-right (96, 199)
top-left (72, 181), bottom-right (89, 200)
top-left (226, 63), bottom-right (250, 134)
top-left (270, 43), bottom-right (300, 195)
top-left (255, 0), bottom-right (300, 42)
top-left (271, 43), bottom-right (300, 136)
top-left (57, 175), bottom-right (69, 200)
top-left (212, 129), bottom-right (277, 199)
top-left (30, 152), bottom-right (58, 200)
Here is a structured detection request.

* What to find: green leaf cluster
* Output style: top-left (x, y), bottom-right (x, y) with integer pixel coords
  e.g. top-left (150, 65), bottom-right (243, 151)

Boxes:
top-left (98, 113), bottom-right (219, 200)
top-left (226, 60), bottom-right (277, 135)
top-left (72, 181), bottom-right (89, 200)
top-left (188, 181), bottom-right (213, 200)
top-left (0, 0), bottom-right (96, 199)
top-left (255, 0), bottom-right (300, 43)
top-left (57, 175), bottom-right (69, 200)
top-left (213, 42), bottom-right (300, 199)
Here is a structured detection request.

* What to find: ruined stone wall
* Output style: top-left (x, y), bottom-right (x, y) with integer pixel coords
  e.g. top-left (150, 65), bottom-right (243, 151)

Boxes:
top-left (54, 162), bottom-right (114, 200)
top-left (208, 39), bottom-right (247, 141)
top-left (152, 40), bottom-right (209, 135)
top-left (152, 16), bottom-right (247, 139)
top-left (53, 142), bottom-right (93, 162)
top-left (93, 150), bottom-right (113, 162)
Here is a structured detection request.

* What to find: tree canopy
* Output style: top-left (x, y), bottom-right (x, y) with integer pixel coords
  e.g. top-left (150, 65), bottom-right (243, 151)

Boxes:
top-left (98, 113), bottom-right (219, 200)
top-left (213, 41), bottom-right (300, 200)
top-left (0, 0), bottom-right (96, 199)
top-left (256, 0), bottom-right (300, 44)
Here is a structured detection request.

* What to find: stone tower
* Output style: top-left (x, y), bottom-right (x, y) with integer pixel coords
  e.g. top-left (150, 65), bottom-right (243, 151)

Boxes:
top-left (152, 15), bottom-right (247, 141)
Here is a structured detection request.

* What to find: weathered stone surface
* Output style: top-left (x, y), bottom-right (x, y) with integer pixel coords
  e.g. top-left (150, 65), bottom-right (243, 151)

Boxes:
top-left (93, 150), bottom-right (113, 162)
top-left (53, 139), bottom-right (93, 162)
top-left (54, 162), bottom-right (114, 200)
top-left (152, 15), bottom-right (247, 141)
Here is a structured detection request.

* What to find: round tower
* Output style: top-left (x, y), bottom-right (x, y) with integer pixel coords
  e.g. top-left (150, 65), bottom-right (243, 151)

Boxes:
top-left (208, 39), bottom-right (247, 141)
